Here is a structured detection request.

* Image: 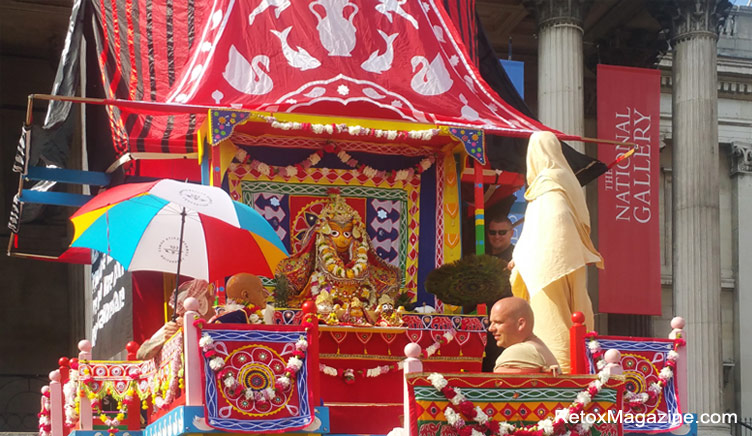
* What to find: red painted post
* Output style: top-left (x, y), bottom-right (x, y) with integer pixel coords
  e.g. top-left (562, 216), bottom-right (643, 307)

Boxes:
top-left (306, 322), bottom-right (320, 407)
top-left (569, 312), bottom-right (587, 374)
top-left (124, 395), bottom-right (140, 430)
top-left (58, 358), bottom-right (70, 385)
top-left (125, 341), bottom-right (139, 361)
top-left (58, 358), bottom-right (70, 436)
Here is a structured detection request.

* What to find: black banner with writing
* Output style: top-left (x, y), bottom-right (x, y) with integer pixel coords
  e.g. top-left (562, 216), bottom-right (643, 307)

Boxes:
top-left (91, 252), bottom-right (133, 359)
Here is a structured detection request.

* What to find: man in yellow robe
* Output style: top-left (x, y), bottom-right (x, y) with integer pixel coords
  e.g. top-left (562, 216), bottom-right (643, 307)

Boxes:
top-left (510, 131), bottom-right (604, 373)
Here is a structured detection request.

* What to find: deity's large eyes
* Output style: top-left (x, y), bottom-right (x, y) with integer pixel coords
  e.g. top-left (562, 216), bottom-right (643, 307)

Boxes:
top-left (330, 230), bottom-right (340, 237)
top-left (343, 231), bottom-right (351, 238)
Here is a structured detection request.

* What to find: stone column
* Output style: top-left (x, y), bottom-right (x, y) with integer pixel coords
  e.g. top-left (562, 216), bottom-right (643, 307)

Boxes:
top-left (731, 142), bottom-right (752, 419)
top-left (668, 2), bottom-right (730, 434)
top-left (524, 0), bottom-right (589, 153)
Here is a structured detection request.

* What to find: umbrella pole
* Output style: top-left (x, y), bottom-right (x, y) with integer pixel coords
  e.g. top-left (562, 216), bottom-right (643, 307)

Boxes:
top-left (172, 208), bottom-right (187, 321)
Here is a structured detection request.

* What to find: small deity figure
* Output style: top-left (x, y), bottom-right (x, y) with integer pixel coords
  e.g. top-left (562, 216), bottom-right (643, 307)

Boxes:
top-left (315, 290), bottom-right (344, 325)
top-left (275, 191), bottom-right (401, 324)
top-left (371, 294), bottom-right (404, 327)
top-left (376, 295), bottom-right (405, 327)
top-left (343, 298), bottom-right (370, 326)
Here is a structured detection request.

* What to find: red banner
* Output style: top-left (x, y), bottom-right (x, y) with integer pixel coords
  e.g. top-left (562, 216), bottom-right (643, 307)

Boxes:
top-left (597, 65), bottom-right (661, 315)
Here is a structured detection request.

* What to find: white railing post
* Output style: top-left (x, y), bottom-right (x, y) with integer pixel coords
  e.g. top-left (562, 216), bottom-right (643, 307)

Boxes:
top-left (403, 343), bottom-right (423, 436)
top-left (603, 349), bottom-right (623, 376)
top-left (183, 297), bottom-right (203, 406)
top-left (77, 340), bottom-right (93, 430)
top-left (49, 371), bottom-right (63, 436)
top-left (669, 316), bottom-right (687, 408)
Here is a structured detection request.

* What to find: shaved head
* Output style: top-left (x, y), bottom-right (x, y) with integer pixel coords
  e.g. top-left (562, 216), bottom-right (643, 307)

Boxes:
top-left (494, 297), bottom-right (534, 330)
top-left (488, 297), bottom-right (535, 347)
top-left (226, 273), bottom-right (267, 308)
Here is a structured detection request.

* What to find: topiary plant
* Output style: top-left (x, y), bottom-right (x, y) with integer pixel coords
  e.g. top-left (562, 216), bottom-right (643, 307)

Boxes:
top-left (425, 255), bottom-right (511, 307)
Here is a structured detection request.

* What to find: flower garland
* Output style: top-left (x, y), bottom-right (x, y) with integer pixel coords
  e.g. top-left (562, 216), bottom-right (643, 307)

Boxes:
top-left (319, 330), bottom-right (456, 384)
top-left (202, 334), bottom-right (308, 404)
top-left (316, 233), bottom-right (369, 280)
top-left (63, 369), bottom-right (80, 428)
top-left (78, 363), bottom-right (134, 435)
top-left (150, 349), bottom-right (183, 409)
top-left (38, 388), bottom-right (51, 436)
top-left (253, 114), bottom-right (441, 142)
top-left (585, 332), bottom-right (685, 411)
top-left (427, 368), bottom-right (612, 436)
top-left (237, 143), bottom-right (436, 183)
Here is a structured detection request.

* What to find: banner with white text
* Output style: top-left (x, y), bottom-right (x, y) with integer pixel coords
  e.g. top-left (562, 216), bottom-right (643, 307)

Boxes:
top-left (91, 251), bottom-right (133, 359)
top-left (597, 65), bottom-right (661, 315)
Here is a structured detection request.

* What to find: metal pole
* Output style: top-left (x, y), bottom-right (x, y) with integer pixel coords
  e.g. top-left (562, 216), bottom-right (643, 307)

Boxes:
top-left (172, 207), bottom-right (187, 320)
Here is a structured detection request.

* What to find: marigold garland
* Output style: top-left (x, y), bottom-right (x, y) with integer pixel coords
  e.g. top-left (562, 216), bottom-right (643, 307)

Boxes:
top-left (78, 363), bottom-right (133, 435)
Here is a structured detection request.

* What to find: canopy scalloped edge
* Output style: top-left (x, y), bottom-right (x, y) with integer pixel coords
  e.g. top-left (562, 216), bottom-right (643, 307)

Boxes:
top-left (198, 108), bottom-right (497, 166)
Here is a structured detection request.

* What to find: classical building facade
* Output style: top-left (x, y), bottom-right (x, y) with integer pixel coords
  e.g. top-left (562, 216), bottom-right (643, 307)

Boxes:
top-left (478, 0), bottom-right (751, 431)
top-left (0, 0), bottom-right (749, 432)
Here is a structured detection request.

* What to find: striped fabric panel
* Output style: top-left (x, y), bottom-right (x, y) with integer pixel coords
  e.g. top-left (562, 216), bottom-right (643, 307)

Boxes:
top-left (441, 0), bottom-right (478, 66)
top-left (89, 0), bottom-right (205, 155)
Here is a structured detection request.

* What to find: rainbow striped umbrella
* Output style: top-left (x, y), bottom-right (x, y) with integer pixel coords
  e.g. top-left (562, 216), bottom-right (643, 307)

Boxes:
top-left (70, 179), bottom-right (288, 281)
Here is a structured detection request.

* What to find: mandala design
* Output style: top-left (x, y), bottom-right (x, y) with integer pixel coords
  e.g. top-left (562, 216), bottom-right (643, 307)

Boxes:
top-left (219, 344), bottom-right (292, 417)
top-left (621, 353), bottom-right (662, 415)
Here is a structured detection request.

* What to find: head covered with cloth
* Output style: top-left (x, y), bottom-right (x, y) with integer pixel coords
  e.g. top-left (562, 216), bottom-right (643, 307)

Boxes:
top-left (510, 131), bottom-right (604, 373)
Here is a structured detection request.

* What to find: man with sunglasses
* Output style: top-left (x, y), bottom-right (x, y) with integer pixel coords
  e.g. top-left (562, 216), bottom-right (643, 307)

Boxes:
top-left (470, 214), bottom-right (515, 372)
top-left (487, 216), bottom-right (515, 262)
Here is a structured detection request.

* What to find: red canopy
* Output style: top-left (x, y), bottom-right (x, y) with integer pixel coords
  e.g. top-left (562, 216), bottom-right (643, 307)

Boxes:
top-left (90, 0), bottom-right (565, 158)
top-left (168, 0), bottom-right (549, 134)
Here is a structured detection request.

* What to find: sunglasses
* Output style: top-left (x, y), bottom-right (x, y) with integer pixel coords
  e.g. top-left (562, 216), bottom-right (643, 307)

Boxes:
top-left (488, 230), bottom-right (510, 236)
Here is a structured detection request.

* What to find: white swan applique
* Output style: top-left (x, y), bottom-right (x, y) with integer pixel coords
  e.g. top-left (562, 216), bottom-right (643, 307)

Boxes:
top-left (361, 30), bottom-right (398, 74)
top-left (410, 54), bottom-right (453, 96)
top-left (271, 27), bottom-right (321, 71)
top-left (223, 45), bottom-right (273, 95)
top-left (375, 0), bottom-right (418, 29)
top-left (459, 94), bottom-right (480, 121)
top-left (248, 0), bottom-right (291, 26)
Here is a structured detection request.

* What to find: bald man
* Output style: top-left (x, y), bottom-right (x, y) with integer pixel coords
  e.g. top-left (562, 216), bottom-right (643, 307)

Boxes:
top-left (488, 297), bottom-right (559, 374)
top-left (212, 273), bottom-right (274, 324)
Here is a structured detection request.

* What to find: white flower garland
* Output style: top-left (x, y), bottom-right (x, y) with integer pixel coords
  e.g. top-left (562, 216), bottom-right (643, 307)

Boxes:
top-left (428, 367), bottom-right (613, 436)
top-left (587, 334), bottom-right (684, 411)
top-left (320, 331), bottom-right (456, 383)
top-left (255, 114), bottom-right (441, 142)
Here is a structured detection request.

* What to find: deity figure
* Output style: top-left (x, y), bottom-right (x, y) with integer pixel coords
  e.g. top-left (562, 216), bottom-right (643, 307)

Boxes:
top-left (275, 192), bottom-right (401, 324)
top-left (371, 294), bottom-right (404, 327)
